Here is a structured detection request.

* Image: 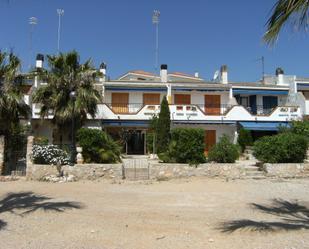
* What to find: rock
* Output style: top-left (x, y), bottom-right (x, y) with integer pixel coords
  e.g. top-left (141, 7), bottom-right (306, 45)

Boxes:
top-left (208, 238), bottom-right (214, 243)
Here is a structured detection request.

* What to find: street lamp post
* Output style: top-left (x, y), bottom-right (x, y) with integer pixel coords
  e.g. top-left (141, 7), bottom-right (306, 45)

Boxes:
top-left (57, 9), bottom-right (64, 53)
top-left (69, 90), bottom-right (76, 165)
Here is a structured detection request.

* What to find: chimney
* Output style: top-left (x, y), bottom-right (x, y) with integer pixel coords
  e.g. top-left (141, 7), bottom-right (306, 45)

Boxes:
top-left (36, 54), bottom-right (44, 69)
top-left (194, 71), bottom-right (199, 78)
top-left (276, 67), bottom-right (284, 85)
top-left (99, 62), bottom-right (107, 82)
top-left (160, 64), bottom-right (168, 82)
top-left (220, 65), bottom-right (228, 84)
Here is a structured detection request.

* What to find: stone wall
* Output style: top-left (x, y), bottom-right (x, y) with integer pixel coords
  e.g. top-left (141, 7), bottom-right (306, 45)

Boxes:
top-left (62, 164), bottom-right (123, 180)
top-left (0, 136), bottom-right (4, 175)
top-left (27, 163), bottom-right (123, 181)
top-left (263, 163), bottom-right (309, 178)
top-left (25, 136), bottom-right (34, 179)
top-left (149, 163), bottom-right (246, 180)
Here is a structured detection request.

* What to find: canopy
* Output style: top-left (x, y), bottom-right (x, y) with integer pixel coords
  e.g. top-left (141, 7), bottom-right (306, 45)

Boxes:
top-left (239, 122), bottom-right (289, 131)
top-left (233, 89), bottom-right (288, 95)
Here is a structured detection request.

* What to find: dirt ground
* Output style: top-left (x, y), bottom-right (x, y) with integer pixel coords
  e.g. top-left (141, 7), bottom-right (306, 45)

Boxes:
top-left (0, 177), bottom-right (309, 249)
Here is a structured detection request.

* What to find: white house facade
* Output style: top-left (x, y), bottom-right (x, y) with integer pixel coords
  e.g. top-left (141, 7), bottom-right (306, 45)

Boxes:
top-left (27, 55), bottom-right (307, 155)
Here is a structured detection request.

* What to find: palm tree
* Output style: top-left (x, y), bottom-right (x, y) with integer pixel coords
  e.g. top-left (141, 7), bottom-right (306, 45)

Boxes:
top-left (264, 0), bottom-right (309, 44)
top-left (0, 51), bottom-right (30, 133)
top-left (32, 51), bottom-right (101, 147)
top-left (0, 51), bottom-right (31, 174)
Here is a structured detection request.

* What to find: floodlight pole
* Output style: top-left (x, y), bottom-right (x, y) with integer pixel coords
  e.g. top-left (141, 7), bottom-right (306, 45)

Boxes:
top-left (29, 17), bottom-right (38, 69)
top-left (152, 10), bottom-right (160, 73)
top-left (57, 9), bottom-right (64, 54)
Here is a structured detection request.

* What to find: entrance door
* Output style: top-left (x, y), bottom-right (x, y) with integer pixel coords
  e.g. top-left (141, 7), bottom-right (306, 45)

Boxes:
top-left (112, 93), bottom-right (129, 114)
top-left (174, 94), bottom-right (191, 105)
top-left (205, 130), bottom-right (216, 154)
top-left (205, 95), bottom-right (221, 115)
top-left (143, 93), bottom-right (160, 105)
top-left (127, 130), bottom-right (145, 155)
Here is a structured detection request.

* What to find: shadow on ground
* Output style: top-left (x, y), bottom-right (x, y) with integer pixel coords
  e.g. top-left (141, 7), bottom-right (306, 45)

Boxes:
top-left (220, 199), bottom-right (309, 233)
top-left (0, 191), bottom-right (84, 230)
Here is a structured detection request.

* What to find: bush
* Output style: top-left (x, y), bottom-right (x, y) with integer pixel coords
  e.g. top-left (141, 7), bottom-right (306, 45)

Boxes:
top-left (237, 128), bottom-right (253, 152)
top-left (77, 128), bottom-right (121, 163)
top-left (208, 135), bottom-right (240, 163)
top-left (253, 133), bottom-right (307, 163)
top-left (290, 120), bottom-right (309, 140)
top-left (146, 132), bottom-right (155, 154)
top-left (32, 145), bottom-right (69, 165)
top-left (159, 128), bottom-right (206, 165)
top-left (34, 136), bottom-right (49, 145)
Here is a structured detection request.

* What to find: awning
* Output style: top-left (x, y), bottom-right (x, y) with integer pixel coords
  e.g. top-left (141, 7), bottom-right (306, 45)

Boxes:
top-left (233, 89), bottom-right (288, 95)
top-left (105, 86), bottom-right (166, 92)
top-left (297, 83), bottom-right (309, 90)
top-left (239, 122), bottom-right (290, 131)
top-left (102, 120), bottom-right (150, 127)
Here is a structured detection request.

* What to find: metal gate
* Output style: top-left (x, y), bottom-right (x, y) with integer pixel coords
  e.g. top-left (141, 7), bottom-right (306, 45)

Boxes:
top-left (5, 134), bottom-right (27, 176)
top-left (122, 158), bottom-right (150, 180)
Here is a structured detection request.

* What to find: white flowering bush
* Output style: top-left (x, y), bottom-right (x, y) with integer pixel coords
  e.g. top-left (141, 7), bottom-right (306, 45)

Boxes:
top-left (32, 145), bottom-right (70, 165)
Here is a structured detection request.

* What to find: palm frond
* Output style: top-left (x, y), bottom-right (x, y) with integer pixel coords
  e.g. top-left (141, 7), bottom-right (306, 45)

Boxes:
top-left (264, 0), bottom-right (309, 45)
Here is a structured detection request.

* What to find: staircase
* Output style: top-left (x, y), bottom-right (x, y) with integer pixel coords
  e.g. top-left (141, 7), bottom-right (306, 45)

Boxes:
top-left (243, 165), bottom-right (266, 179)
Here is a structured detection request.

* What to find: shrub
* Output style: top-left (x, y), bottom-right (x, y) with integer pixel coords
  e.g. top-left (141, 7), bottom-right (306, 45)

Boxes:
top-left (208, 135), bottom-right (240, 163)
top-left (76, 128), bottom-right (121, 163)
top-left (146, 132), bottom-right (155, 154)
top-left (34, 136), bottom-right (49, 145)
top-left (290, 120), bottom-right (309, 140)
top-left (253, 133), bottom-right (307, 163)
top-left (237, 128), bottom-right (253, 152)
top-left (156, 96), bottom-right (171, 153)
top-left (159, 128), bottom-right (206, 165)
top-left (32, 145), bottom-right (69, 165)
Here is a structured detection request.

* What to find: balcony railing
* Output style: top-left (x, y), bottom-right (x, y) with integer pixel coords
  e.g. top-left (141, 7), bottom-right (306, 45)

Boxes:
top-left (173, 104), bottom-right (233, 115)
top-left (241, 105), bottom-right (278, 115)
top-left (105, 103), bottom-right (232, 115)
top-left (105, 103), bottom-right (153, 114)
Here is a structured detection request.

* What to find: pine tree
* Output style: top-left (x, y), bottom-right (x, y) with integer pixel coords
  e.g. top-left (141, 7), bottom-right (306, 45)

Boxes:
top-left (156, 96), bottom-right (171, 153)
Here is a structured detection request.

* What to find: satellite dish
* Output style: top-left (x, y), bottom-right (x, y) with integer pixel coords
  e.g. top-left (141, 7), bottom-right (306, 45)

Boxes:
top-left (213, 70), bottom-right (220, 81)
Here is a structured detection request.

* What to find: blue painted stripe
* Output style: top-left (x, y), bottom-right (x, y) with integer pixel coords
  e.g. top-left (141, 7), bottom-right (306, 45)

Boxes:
top-left (239, 122), bottom-right (289, 131)
top-left (173, 88), bottom-right (227, 92)
top-left (233, 89), bottom-right (288, 95)
top-left (105, 87), bottom-right (166, 92)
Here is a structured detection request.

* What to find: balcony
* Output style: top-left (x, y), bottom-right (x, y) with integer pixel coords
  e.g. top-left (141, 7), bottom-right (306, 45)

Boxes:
top-left (105, 103), bottom-right (232, 115)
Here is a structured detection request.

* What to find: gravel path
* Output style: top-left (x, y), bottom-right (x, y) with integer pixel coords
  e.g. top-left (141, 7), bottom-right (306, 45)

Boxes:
top-left (0, 178), bottom-right (309, 249)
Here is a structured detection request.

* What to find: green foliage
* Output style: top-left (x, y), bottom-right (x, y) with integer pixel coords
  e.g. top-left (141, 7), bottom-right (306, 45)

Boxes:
top-left (159, 128), bottom-right (206, 165)
top-left (237, 128), bottom-right (253, 152)
top-left (253, 133), bottom-right (307, 163)
top-left (34, 136), bottom-right (49, 145)
top-left (208, 135), bottom-right (240, 163)
top-left (146, 132), bottom-right (155, 154)
top-left (264, 0), bottom-right (309, 45)
top-left (32, 51), bottom-right (101, 128)
top-left (0, 51), bottom-right (30, 134)
top-left (156, 96), bottom-right (171, 153)
top-left (289, 120), bottom-right (309, 139)
top-left (77, 128), bottom-right (121, 163)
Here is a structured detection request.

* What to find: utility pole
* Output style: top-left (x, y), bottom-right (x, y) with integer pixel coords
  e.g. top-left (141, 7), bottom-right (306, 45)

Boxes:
top-left (29, 17), bottom-right (38, 69)
top-left (57, 9), bottom-right (64, 53)
top-left (152, 10), bottom-right (160, 74)
top-left (261, 56), bottom-right (265, 83)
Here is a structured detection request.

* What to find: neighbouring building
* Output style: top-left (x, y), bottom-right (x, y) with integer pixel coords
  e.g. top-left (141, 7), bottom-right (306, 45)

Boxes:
top-left (26, 54), bottom-right (309, 155)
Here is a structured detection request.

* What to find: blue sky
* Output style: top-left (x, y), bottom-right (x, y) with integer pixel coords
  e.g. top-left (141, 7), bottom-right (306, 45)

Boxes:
top-left (0, 0), bottom-right (308, 81)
